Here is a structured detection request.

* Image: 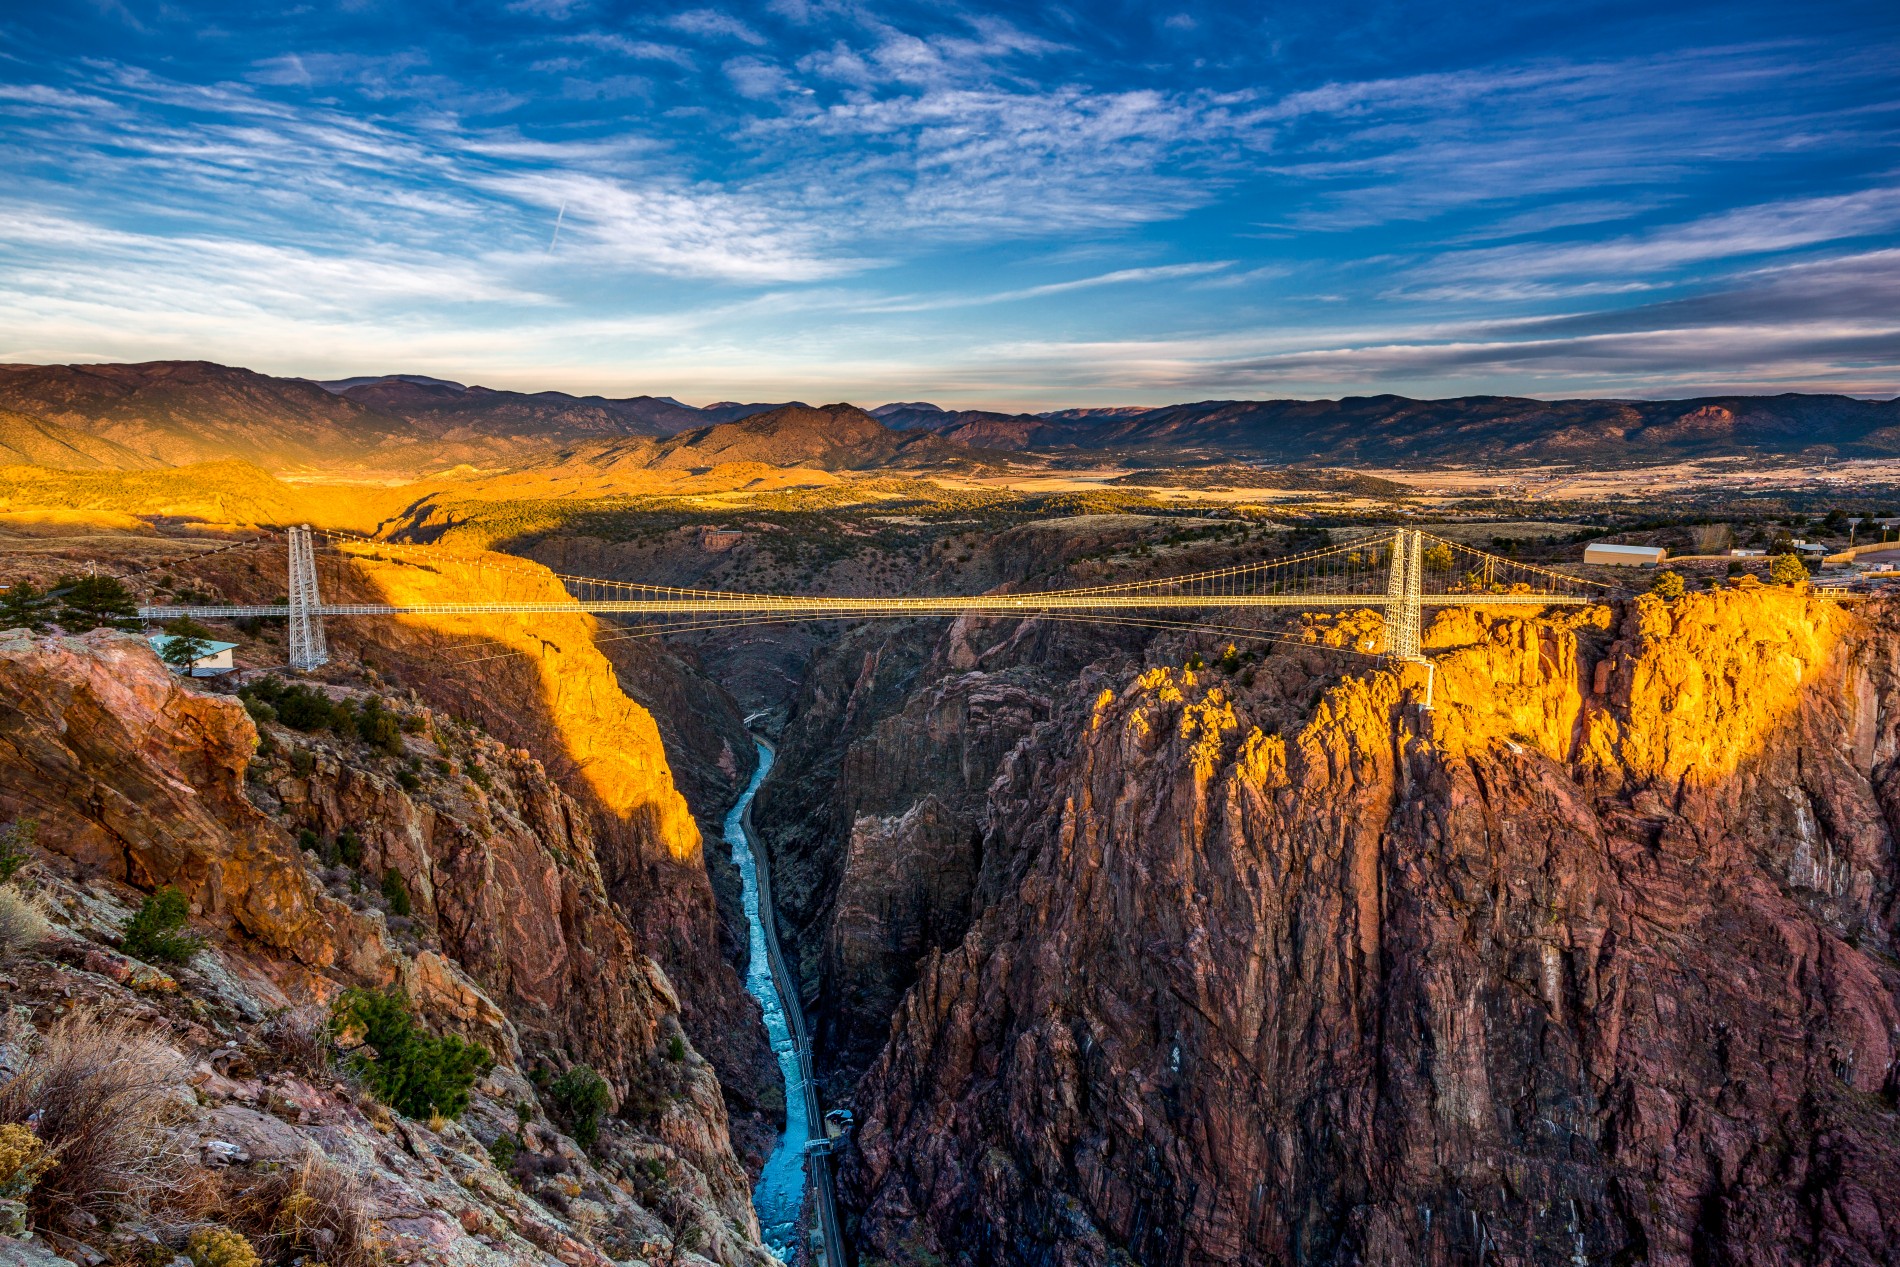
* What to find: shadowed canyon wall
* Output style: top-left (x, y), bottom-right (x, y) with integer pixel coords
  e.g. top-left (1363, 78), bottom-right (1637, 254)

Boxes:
top-left (827, 588), bottom-right (1900, 1265)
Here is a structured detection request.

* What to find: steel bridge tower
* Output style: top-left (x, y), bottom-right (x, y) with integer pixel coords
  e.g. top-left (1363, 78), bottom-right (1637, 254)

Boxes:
top-left (287, 524), bottom-right (329, 672)
top-left (1383, 527), bottom-right (1424, 661)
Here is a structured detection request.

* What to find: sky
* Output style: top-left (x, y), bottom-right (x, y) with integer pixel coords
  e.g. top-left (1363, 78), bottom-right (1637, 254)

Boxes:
top-left (2, 1), bottom-right (1898, 408)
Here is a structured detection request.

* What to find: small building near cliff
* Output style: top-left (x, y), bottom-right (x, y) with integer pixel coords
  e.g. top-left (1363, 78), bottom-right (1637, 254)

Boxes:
top-left (1583, 542), bottom-right (1667, 567)
top-left (697, 527), bottom-right (744, 552)
top-left (148, 634), bottom-right (237, 676)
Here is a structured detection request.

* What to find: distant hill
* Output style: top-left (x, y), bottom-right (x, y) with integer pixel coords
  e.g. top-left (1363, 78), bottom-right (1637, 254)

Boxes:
top-left (0, 362), bottom-right (801, 474)
top-left (948, 394), bottom-right (1900, 462)
top-left (5, 360), bottom-right (1895, 472)
top-left (0, 361), bottom-right (409, 471)
top-left (326, 375), bottom-right (792, 439)
top-left (0, 458), bottom-right (348, 528)
top-left (650, 403), bottom-right (970, 471)
top-left (0, 407), bottom-right (158, 470)
top-left (870, 402), bottom-right (949, 430)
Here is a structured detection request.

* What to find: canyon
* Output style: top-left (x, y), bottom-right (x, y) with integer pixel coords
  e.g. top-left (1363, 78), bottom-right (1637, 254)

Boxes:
top-left (4, 471), bottom-right (1900, 1265)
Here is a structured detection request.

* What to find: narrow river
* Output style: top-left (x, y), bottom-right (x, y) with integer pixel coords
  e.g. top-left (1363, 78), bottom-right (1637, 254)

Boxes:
top-left (723, 740), bottom-right (807, 1259)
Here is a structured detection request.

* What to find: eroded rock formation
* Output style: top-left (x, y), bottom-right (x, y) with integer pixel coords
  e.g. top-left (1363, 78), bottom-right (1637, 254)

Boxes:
top-left (842, 589), bottom-right (1900, 1265)
top-left (0, 626), bottom-right (770, 1264)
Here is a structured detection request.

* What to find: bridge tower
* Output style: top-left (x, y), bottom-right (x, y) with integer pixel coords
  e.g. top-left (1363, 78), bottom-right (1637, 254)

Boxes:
top-left (1384, 528), bottom-right (1424, 661)
top-left (287, 524), bottom-right (329, 672)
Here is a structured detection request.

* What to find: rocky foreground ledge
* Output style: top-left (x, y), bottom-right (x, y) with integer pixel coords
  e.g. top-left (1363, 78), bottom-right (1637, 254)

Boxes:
top-left (0, 628), bottom-right (772, 1267)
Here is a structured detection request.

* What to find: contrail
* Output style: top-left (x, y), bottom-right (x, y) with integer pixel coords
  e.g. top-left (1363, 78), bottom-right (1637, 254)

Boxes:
top-left (546, 201), bottom-right (567, 253)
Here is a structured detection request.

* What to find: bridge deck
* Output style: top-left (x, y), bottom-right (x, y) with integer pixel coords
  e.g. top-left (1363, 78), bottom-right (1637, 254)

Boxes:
top-left (139, 592), bottom-right (1594, 619)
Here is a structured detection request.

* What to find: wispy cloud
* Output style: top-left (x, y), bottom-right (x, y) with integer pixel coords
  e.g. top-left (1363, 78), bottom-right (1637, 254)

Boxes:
top-left (664, 8), bottom-right (767, 45)
top-left (1, 5), bottom-right (1896, 402)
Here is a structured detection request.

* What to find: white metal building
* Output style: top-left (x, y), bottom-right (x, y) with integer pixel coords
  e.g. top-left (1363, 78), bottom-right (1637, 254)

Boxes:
top-left (148, 634), bottom-right (237, 676)
top-left (1582, 543), bottom-right (1667, 567)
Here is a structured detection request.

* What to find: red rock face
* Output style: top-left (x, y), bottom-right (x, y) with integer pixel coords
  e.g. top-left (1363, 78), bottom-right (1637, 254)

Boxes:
top-left (843, 591), bottom-right (1900, 1265)
top-left (0, 627), bottom-right (764, 1251)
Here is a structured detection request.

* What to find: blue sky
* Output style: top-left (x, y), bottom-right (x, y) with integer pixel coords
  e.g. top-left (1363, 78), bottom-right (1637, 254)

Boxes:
top-left (2, 1), bottom-right (1897, 407)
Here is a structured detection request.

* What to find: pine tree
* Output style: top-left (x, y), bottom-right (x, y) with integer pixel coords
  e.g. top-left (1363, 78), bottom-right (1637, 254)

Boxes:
top-left (159, 616), bottom-right (217, 671)
top-left (0, 583), bottom-right (54, 632)
top-left (57, 574), bottom-right (140, 631)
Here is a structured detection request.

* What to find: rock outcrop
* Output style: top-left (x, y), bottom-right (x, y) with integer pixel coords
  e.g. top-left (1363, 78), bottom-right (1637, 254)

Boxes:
top-left (842, 589), bottom-right (1900, 1265)
top-left (177, 539), bottom-right (781, 1168)
top-left (0, 627), bottom-right (771, 1265)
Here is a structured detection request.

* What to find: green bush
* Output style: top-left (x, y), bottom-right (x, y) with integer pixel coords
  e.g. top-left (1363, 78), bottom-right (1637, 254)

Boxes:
top-left (357, 698), bottom-right (403, 757)
top-left (1769, 553), bottom-right (1810, 586)
top-left (666, 1034), bottom-right (687, 1063)
top-left (1649, 570), bottom-right (1686, 601)
top-left (486, 1132), bottom-right (519, 1173)
top-left (335, 829), bottom-right (364, 868)
top-left (120, 886), bottom-right (205, 965)
top-left (241, 677), bottom-right (352, 733)
top-left (547, 1065), bottom-right (613, 1148)
top-left (380, 868), bottom-right (412, 917)
top-left (330, 989), bottom-right (491, 1120)
top-left (0, 819), bottom-right (33, 884)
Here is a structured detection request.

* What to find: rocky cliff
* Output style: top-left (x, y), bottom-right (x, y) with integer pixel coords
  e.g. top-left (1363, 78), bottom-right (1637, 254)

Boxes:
top-left (0, 627), bottom-right (771, 1264)
top-left (840, 588), bottom-right (1900, 1265)
top-left (176, 539), bottom-right (781, 1168)
top-left (752, 519), bottom-right (1158, 1092)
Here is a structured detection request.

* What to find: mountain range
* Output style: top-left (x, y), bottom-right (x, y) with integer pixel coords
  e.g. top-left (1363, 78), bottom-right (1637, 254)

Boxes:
top-left (2, 359), bottom-right (1897, 474)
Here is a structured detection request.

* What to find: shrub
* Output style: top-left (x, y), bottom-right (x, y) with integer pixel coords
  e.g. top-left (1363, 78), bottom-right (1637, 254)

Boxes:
top-left (357, 698), bottom-right (404, 758)
top-left (188, 1226), bottom-right (260, 1267)
top-left (1769, 553), bottom-right (1810, 586)
top-left (257, 1007), bottom-right (332, 1077)
top-left (0, 818), bottom-right (33, 883)
top-left (0, 886), bottom-right (49, 963)
top-left (335, 829), bottom-right (364, 868)
top-left (547, 1065), bottom-right (613, 1148)
top-left (219, 1155), bottom-right (380, 1267)
top-left (330, 989), bottom-right (491, 1120)
top-left (120, 885), bottom-right (205, 965)
top-left (486, 1132), bottom-right (519, 1172)
top-left (241, 677), bottom-right (351, 733)
top-left (0, 1009), bottom-right (191, 1234)
top-left (666, 1034), bottom-right (687, 1063)
top-left (290, 748), bottom-right (315, 777)
top-left (0, 1123), bottom-right (53, 1200)
top-left (396, 768), bottom-right (421, 792)
top-left (380, 868), bottom-right (412, 917)
top-left (1649, 570), bottom-right (1686, 601)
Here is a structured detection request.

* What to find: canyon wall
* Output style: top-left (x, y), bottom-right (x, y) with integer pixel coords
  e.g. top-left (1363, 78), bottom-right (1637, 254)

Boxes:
top-left (838, 588), bottom-right (1900, 1265)
top-left (0, 627), bottom-right (769, 1263)
top-left (192, 540), bottom-right (782, 1164)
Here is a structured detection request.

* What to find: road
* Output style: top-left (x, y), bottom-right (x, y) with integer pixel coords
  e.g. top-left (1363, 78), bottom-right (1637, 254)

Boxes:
top-left (744, 736), bottom-right (846, 1267)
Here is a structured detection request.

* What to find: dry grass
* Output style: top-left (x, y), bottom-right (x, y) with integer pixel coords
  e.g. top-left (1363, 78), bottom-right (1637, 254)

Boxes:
top-left (256, 1007), bottom-right (332, 1078)
top-left (220, 1155), bottom-right (382, 1267)
top-left (0, 885), bottom-right (49, 962)
top-left (0, 1008), bottom-right (192, 1234)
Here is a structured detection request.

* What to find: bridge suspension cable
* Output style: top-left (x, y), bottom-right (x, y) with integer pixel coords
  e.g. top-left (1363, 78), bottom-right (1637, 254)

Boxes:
top-left (135, 523), bottom-right (1619, 673)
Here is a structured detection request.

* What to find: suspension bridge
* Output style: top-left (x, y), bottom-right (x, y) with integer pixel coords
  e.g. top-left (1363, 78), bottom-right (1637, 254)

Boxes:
top-left (137, 524), bottom-right (1617, 679)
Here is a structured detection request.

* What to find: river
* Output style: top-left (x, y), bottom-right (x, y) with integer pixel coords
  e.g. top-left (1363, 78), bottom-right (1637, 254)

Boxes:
top-left (723, 739), bottom-right (807, 1259)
